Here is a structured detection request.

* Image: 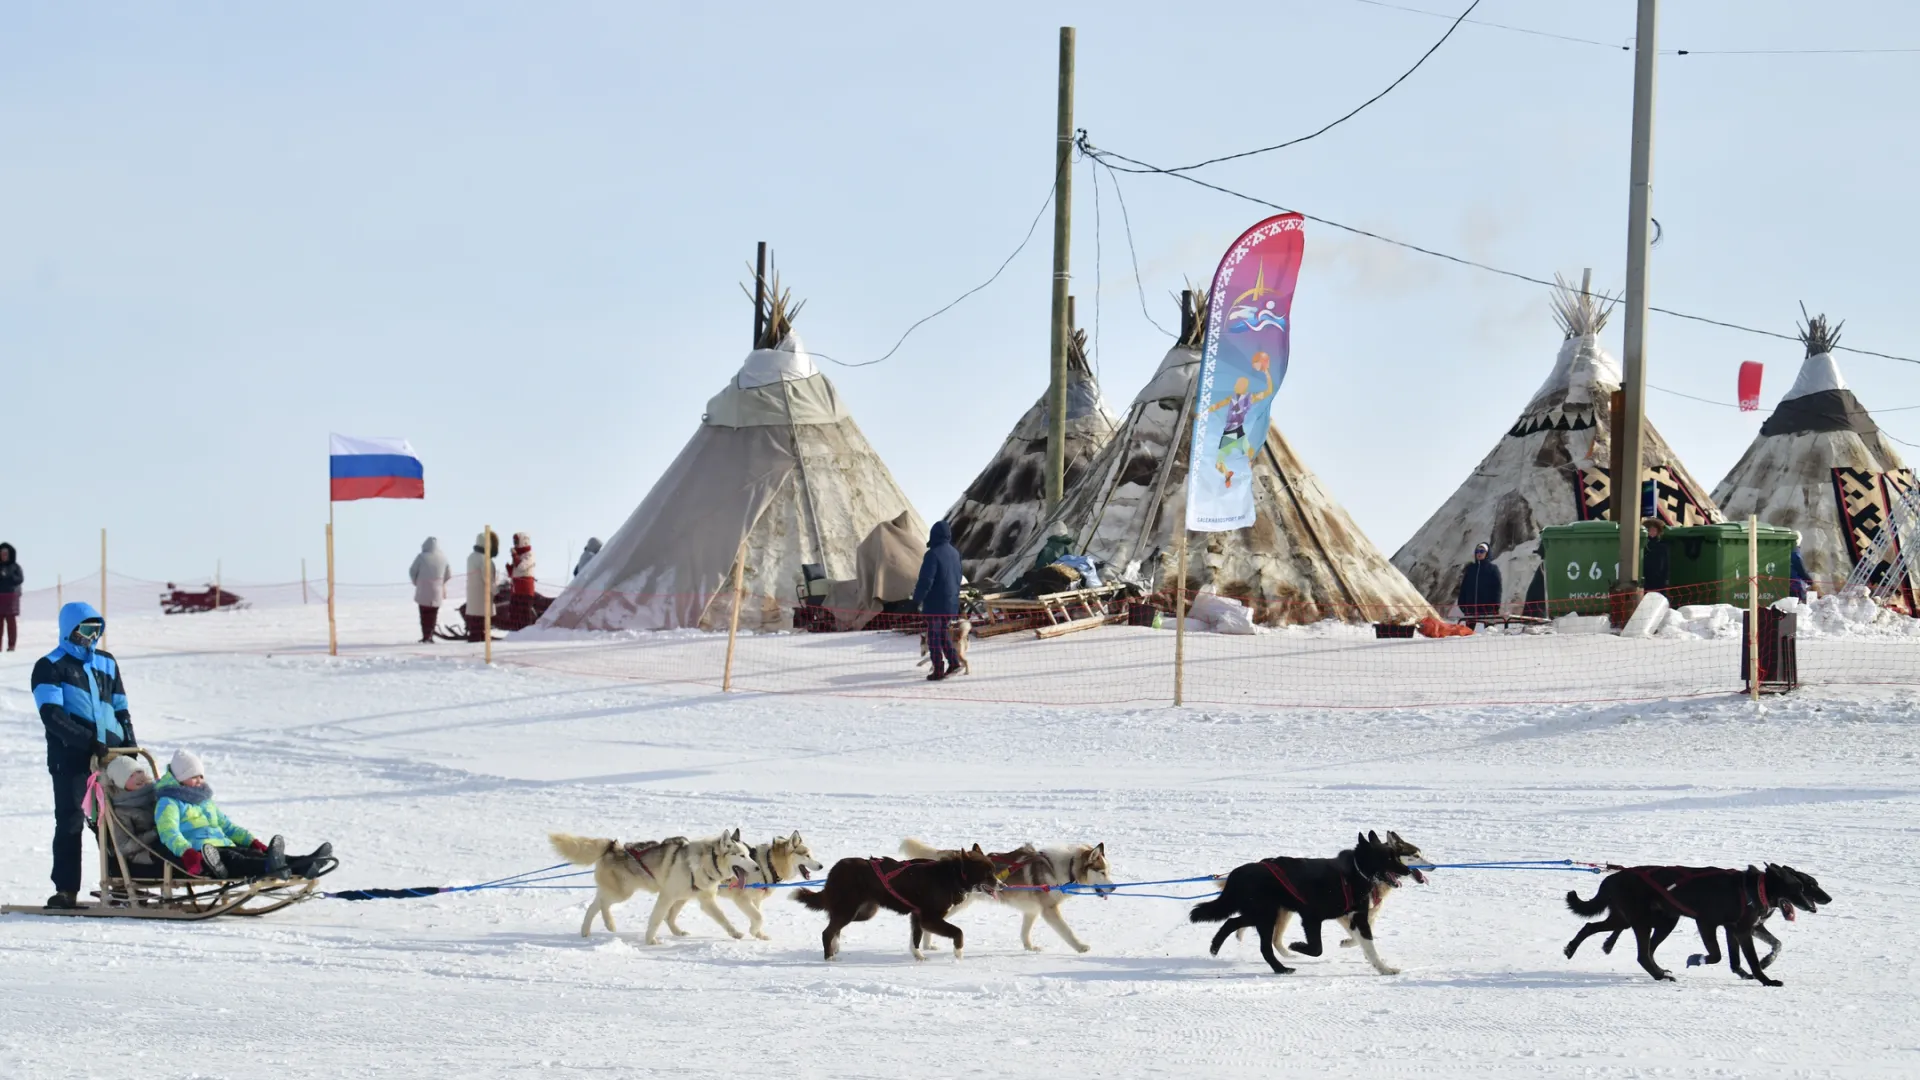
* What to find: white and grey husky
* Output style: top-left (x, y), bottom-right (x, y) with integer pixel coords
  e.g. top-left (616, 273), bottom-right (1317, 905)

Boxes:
top-left (694, 832), bottom-right (824, 941)
top-left (549, 829), bottom-right (757, 945)
top-left (901, 838), bottom-right (1113, 953)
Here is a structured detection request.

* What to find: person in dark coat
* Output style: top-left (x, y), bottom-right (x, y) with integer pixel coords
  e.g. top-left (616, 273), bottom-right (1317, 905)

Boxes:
top-left (1522, 542), bottom-right (1548, 620)
top-left (913, 520), bottom-right (964, 681)
top-left (1641, 519), bottom-right (1671, 594)
top-left (0, 542), bottom-right (21, 652)
top-left (1456, 542), bottom-right (1503, 624)
top-left (1790, 544), bottom-right (1812, 601)
top-left (30, 602), bottom-right (137, 908)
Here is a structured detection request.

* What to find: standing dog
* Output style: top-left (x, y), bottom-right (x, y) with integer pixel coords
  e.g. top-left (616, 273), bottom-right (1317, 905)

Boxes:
top-left (900, 838), bottom-right (1114, 953)
top-left (548, 829), bottom-right (758, 945)
top-left (914, 618), bottom-right (972, 675)
top-left (1565, 862), bottom-right (1829, 985)
top-left (1191, 831), bottom-right (1424, 975)
top-left (690, 831), bottom-right (824, 941)
top-left (793, 845), bottom-right (999, 961)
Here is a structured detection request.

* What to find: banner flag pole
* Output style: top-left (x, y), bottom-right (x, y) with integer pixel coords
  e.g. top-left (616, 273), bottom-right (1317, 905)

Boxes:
top-left (483, 524), bottom-right (494, 665)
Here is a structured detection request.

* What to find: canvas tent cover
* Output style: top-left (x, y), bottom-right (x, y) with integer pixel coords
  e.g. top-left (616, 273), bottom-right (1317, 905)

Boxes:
top-left (1008, 344), bottom-right (1433, 626)
top-left (821, 510), bottom-right (925, 630)
top-left (541, 335), bottom-right (926, 632)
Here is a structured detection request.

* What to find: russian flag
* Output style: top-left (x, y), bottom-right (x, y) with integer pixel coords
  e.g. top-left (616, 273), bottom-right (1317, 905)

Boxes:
top-left (330, 434), bottom-right (425, 502)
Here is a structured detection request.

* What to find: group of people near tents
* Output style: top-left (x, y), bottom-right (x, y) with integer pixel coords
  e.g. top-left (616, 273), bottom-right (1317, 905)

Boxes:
top-left (407, 531), bottom-right (602, 642)
top-left (31, 603), bottom-right (331, 909)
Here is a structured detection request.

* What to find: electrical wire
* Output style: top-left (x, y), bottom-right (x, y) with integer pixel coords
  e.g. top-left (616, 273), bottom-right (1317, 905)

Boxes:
top-left (810, 178), bottom-right (1056, 369)
top-left (1089, 156), bottom-right (1104, 383)
top-left (1100, 157), bottom-right (1177, 338)
top-left (1078, 136), bottom-right (1920, 367)
top-left (1347, 0), bottom-right (1920, 56)
top-left (1163, 0), bottom-right (1481, 173)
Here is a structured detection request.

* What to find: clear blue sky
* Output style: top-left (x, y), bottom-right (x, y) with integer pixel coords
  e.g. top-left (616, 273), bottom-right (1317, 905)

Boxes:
top-left (6, 1), bottom-right (1917, 586)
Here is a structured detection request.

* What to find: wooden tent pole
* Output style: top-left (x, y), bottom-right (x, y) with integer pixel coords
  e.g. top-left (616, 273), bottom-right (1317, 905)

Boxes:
top-left (722, 535), bottom-right (748, 692)
top-left (753, 241), bottom-right (768, 347)
top-left (1748, 513), bottom-right (1761, 701)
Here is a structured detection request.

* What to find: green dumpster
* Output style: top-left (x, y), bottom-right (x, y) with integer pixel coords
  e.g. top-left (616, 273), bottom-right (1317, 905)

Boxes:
top-left (1661, 523), bottom-right (1796, 608)
top-left (1539, 521), bottom-right (1622, 616)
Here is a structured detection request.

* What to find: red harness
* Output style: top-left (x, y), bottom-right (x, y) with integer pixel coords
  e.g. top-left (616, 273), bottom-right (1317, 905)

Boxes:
top-left (1261, 859), bottom-right (1355, 913)
top-left (869, 858), bottom-right (931, 912)
top-left (1627, 866), bottom-right (1764, 920)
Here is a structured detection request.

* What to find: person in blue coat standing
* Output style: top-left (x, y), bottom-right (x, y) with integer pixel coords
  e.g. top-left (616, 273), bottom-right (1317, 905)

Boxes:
top-left (30, 602), bottom-right (138, 908)
top-left (913, 520), bottom-right (964, 681)
top-left (1456, 542), bottom-right (1504, 625)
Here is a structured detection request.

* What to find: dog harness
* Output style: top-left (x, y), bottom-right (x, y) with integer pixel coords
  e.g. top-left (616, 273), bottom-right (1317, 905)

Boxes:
top-left (1260, 859), bottom-right (1357, 913)
top-left (1626, 866), bottom-right (1765, 920)
top-left (869, 858), bottom-right (932, 913)
top-left (620, 838), bottom-right (685, 883)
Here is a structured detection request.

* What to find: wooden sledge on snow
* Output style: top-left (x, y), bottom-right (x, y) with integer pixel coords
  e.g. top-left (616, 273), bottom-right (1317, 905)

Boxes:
top-left (1, 749), bottom-right (331, 922)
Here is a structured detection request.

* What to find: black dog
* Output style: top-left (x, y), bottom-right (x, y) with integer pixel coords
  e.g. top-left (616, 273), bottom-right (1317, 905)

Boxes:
top-left (1565, 863), bottom-right (1829, 985)
top-left (1190, 831), bottom-right (1424, 975)
top-left (793, 846), bottom-right (999, 962)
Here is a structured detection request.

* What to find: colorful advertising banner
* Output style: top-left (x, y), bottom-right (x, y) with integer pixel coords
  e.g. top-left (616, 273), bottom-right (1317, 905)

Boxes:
top-left (1186, 213), bottom-right (1306, 532)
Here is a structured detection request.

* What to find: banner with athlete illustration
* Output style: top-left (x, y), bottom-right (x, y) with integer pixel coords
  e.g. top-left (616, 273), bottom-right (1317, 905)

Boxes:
top-left (1186, 213), bottom-right (1306, 531)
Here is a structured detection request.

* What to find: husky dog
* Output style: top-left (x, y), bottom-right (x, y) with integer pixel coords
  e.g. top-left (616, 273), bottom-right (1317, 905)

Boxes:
top-left (1239, 830), bottom-right (1428, 954)
top-left (914, 618), bottom-right (972, 675)
top-left (685, 832), bottom-right (824, 941)
top-left (793, 845), bottom-right (1000, 961)
top-left (1191, 831), bottom-right (1424, 975)
top-left (548, 829), bottom-right (758, 945)
top-left (1566, 862), bottom-right (1830, 985)
top-left (901, 838), bottom-right (1113, 953)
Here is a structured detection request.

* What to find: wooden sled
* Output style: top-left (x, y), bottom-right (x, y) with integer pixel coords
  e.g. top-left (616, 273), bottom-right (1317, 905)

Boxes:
top-left (1, 749), bottom-right (330, 922)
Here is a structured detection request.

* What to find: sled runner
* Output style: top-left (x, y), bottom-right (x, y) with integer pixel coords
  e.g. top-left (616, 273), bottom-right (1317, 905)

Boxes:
top-left (1, 749), bottom-right (334, 921)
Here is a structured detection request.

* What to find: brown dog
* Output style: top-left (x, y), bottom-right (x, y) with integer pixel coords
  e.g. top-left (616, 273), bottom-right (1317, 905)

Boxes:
top-left (793, 845), bottom-right (999, 961)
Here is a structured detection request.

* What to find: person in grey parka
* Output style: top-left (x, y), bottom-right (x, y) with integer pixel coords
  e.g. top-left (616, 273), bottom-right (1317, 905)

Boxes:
top-left (409, 537), bottom-right (452, 644)
top-left (574, 537), bottom-right (603, 578)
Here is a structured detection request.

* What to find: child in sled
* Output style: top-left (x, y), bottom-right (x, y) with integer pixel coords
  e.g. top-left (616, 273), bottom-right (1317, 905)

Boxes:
top-left (99, 756), bottom-right (165, 875)
top-left (154, 751), bottom-right (332, 880)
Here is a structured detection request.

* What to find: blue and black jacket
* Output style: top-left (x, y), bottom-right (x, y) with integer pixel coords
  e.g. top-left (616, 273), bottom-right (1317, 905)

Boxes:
top-left (30, 602), bottom-right (135, 773)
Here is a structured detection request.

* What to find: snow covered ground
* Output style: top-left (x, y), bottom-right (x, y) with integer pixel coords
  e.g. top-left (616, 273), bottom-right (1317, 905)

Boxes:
top-left (2, 600), bottom-right (1916, 1078)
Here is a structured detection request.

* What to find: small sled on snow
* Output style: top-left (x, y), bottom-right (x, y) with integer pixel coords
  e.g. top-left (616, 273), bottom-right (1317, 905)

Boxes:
top-left (1, 749), bottom-right (334, 921)
top-left (436, 582), bottom-right (553, 639)
top-left (161, 583), bottom-right (247, 615)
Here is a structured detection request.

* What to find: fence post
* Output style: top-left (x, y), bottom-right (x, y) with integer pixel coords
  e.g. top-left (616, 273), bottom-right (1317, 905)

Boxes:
top-left (722, 537), bottom-right (747, 691)
top-left (483, 524), bottom-right (494, 666)
top-left (1173, 529), bottom-right (1188, 707)
top-left (1748, 513), bottom-right (1760, 701)
top-left (326, 516), bottom-right (337, 657)
top-left (302, 558), bottom-right (309, 604)
top-left (100, 528), bottom-right (107, 618)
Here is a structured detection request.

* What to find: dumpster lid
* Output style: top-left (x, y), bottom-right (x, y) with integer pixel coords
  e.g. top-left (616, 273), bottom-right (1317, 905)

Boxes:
top-left (1539, 521), bottom-right (1621, 538)
top-left (1662, 523), bottom-right (1797, 542)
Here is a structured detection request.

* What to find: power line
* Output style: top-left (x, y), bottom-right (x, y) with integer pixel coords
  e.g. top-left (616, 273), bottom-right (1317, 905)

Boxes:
top-left (1163, 0), bottom-right (1481, 173)
top-left (1078, 136), bottom-right (1920, 367)
top-left (811, 179), bottom-right (1055, 369)
top-left (1088, 155), bottom-right (1103, 383)
top-left (1346, 0), bottom-right (1623, 51)
top-left (1347, 0), bottom-right (1920, 56)
top-left (1099, 158), bottom-right (1176, 338)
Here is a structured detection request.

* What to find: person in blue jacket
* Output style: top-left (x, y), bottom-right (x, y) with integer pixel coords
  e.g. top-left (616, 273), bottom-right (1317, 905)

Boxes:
top-left (1456, 542), bottom-right (1503, 625)
top-left (30, 602), bottom-right (137, 908)
top-left (913, 520), bottom-right (964, 681)
top-left (1790, 543), bottom-right (1813, 601)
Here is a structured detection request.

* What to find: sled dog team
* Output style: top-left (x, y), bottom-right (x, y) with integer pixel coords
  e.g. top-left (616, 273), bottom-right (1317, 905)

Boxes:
top-left (548, 826), bottom-right (1830, 984)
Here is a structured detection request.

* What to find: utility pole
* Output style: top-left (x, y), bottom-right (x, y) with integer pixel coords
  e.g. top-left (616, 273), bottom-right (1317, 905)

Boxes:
top-left (1617, 0), bottom-right (1659, 591)
top-left (1045, 26), bottom-right (1075, 509)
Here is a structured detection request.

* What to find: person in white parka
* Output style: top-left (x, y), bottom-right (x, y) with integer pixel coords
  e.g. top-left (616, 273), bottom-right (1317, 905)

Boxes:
top-left (465, 530), bottom-right (500, 642)
top-left (409, 537), bottom-right (452, 643)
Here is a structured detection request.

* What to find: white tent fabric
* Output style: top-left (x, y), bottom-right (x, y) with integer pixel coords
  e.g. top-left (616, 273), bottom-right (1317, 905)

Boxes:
top-left (1392, 324), bottom-right (1722, 611)
top-left (943, 336), bottom-right (1117, 584)
top-left (540, 336), bottom-right (924, 632)
top-left (1713, 347), bottom-right (1908, 586)
top-left (1005, 345), bottom-right (1432, 625)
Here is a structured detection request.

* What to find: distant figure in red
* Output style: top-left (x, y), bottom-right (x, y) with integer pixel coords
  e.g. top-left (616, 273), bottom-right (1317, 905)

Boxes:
top-left (0, 543), bottom-right (20, 651)
top-left (508, 533), bottom-right (538, 630)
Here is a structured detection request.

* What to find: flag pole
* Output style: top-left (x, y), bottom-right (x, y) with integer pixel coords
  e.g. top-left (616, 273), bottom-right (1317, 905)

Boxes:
top-left (326, 502), bottom-right (337, 656)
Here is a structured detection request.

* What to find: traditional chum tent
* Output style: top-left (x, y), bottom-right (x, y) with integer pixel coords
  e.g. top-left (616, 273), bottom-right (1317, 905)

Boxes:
top-left (1009, 290), bottom-right (1432, 625)
top-left (1391, 274), bottom-right (1722, 610)
top-left (1712, 310), bottom-right (1913, 587)
top-left (541, 269), bottom-right (926, 632)
top-left (944, 314), bottom-right (1117, 585)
